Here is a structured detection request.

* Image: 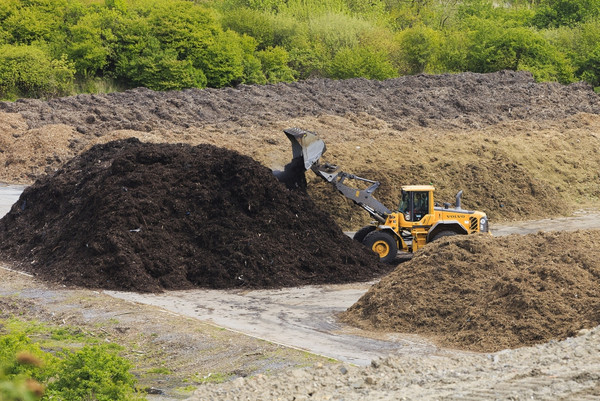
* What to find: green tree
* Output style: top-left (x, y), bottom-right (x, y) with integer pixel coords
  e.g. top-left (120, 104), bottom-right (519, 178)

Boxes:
top-left (238, 35), bottom-right (267, 85)
top-left (287, 36), bottom-right (328, 79)
top-left (533, 0), bottom-right (600, 28)
top-left (1, 0), bottom-right (68, 44)
top-left (65, 11), bottom-right (116, 78)
top-left (220, 8), bottom-right (299, 50)
top-left (196, 30), bottom-right (246, 87)
top-left (549, 21), bottom-right (600, 88)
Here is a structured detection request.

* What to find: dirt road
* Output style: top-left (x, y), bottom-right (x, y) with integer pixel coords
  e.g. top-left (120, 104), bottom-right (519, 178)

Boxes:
top-left (0, 183), bottom-right (25, 216)
top-left (106, 283), bottom-right (442, 366)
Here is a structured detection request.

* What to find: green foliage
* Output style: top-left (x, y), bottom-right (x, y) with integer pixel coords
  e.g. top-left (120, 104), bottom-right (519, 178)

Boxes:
top-left (196, 30), bottom-right (246, 87)
top-left (278, 0), bottom-right (349, 19)
top-left (220, 8), bottom-right (299, 50)
top-left (256, 46), bottom-right (296, 83)
top-left (0, 332), bottom-right (56, 380)
top-left (307, 13), bottom-right (372, 53)
top-left (394, 24), bottom-right (442, 74)
top-left (287, 37), bottom-right (328, 79)
top-left (116, 36), bottom-right (207, 90)
top-left (238, 35), bottom-right (267, 84)
top-left (0, 363), bottom-right (43, 401)
top-left (0, 44), bottom-right (75, 99)
top-left (0, 0), bottom-right (598, 97)
top-left (0, 318), bottom-right (145, 401)
top-left (46, 345), bottom-right (143, 401)
top-left (533, 0), bottom-right (600, 28)
top-left (463, 18), bottom-right (574, 83)
top-left (147, 1), bottom-right (218, 61)
top-left (65, 10), bottom-right (116, 78)
top-left (548, 21), bottom-right (600, 88)
top-left (328, 46), bottom-right (397, 80)
top-left (0, 0), bottom-right (68, 44)
top-left (387, 0), bottom-right (436, 30)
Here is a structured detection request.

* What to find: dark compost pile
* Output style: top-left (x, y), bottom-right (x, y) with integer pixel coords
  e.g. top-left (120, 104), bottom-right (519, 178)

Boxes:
top-left (0, 138), bottom-right (387, 292)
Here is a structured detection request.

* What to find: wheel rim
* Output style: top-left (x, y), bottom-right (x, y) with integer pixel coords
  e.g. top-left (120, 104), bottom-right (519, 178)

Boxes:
top-left (372, 240), bottom-right (390, 258)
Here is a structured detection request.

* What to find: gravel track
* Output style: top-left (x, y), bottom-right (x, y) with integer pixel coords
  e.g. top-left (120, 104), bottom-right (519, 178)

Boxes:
top-left (188, 326), bottom-right (600, 400)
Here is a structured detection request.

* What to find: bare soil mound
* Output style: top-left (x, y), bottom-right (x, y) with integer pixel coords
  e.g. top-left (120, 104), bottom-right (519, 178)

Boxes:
top-left (341, 231), bottom-right (600, 352)
top-left (2, 71), bottom-right (599, 134)
top-left (1, 70), bottom-right (600, 227)
top-left (0, 139), bottom-right (387, 292)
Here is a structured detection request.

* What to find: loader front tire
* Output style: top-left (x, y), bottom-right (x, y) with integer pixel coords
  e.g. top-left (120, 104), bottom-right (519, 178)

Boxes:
top-left (363, 231), bottom-right (398, 264)
top-left (353, 225), bottom-right (376, 244)
top-left (431, 230), bottom-right (458, 242)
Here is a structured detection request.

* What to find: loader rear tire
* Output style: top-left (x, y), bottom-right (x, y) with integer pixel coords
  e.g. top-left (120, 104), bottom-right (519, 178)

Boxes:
top-left (353, 225), bottom-right (376, 244)
top-left (363, 231), bottom-right (398, 264)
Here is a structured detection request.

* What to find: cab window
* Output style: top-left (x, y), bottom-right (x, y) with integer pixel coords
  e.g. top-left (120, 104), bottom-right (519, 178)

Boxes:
top-left (398, 191), bottom-right (410, 214)
top-left (399, 191), bottom-right (430, 222)
top-left (414, 192), bottom-right (429, 221)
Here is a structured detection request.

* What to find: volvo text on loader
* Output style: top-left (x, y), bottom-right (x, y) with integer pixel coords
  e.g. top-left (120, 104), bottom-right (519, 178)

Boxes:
top-left (275, 128), bottom-right (490, 263)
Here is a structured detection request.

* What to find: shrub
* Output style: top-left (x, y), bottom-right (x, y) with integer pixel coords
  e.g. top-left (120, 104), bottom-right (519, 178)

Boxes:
top-left (547, 21), bottom-right (600, 88)
top-left (256, 46), bottom-right (296, 83)
top-left (533, 0), bottom-right (600, 28)
top-left (328, 46), bottom-right (397, 80)
top-left (0, 44), bottom-right (75, 100)
top-left (46, 345), bottom-right (143, 401)
top-left (65, 10), bottom-right (118, 78)
top-left (239, 35), bottom-right (267, 85)
top-left (1, 0), bottom-right (67, 44)
top-left (0, 320), bottom-right (145, 401)
top-left (0, 362), bottom-right (44, 401)
top-left (307, 13), bottom-right (372, 53)
top-left (195, 30), bottom-right (246, 87)
top-left (116, 37), bottom-right (207, 90)
top-left (394, 25), bottom-right (443, 75)
top-left (464, 18), bottom-right (574, 83)
top-left (220, 8), bottom-right (299, 50)
top-left (0, 333), bottom-right (56, 381)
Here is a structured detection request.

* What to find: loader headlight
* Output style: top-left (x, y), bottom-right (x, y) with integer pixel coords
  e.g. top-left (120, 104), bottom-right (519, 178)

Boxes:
top-left (479, 217), bottom-right (488, 233)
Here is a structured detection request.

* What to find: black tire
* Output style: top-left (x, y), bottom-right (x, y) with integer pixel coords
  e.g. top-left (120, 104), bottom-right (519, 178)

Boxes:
top-left (363, 231), bottom-right (398, 264)
top-left (431, 230), bottom-right (459, 242)
top-left (353, 225), bottom-right (376, 244)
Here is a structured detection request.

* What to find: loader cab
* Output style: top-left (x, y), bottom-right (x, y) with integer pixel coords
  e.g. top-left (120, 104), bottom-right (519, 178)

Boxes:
top-left (398, 185), bottom-right (434, 222)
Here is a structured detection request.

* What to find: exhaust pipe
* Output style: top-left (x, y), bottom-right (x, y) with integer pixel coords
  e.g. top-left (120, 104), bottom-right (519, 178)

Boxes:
top-left (273, 128), bottom-right (326, 190)
top-left (455, 190), bottom-right (463, 210)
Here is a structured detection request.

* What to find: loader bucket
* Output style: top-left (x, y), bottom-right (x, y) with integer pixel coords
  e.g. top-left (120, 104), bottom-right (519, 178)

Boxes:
top-left (283, 128), bottom-right (326, 171)
top-left (273, 128), bottom-right (326, 190)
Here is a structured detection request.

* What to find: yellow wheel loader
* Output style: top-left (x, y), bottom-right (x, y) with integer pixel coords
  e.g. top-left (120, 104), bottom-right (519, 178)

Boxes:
top-left (276, 128), bottom-right (490, 263)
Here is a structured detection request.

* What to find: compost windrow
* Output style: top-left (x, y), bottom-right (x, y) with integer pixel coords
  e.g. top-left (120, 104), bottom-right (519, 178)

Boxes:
top-left (341, 231), bottom-right (600, 352)
top-left (0, 139), bottom-right (387, 292)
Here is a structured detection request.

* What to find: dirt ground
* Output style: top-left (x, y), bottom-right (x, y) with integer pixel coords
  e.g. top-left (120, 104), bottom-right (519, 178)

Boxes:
top-left (1, 70), bottom-right (600, 228)
top-left (1, 71), bottom-right (600, 400)
top-left (0, 267), bottom-right (330, 400)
